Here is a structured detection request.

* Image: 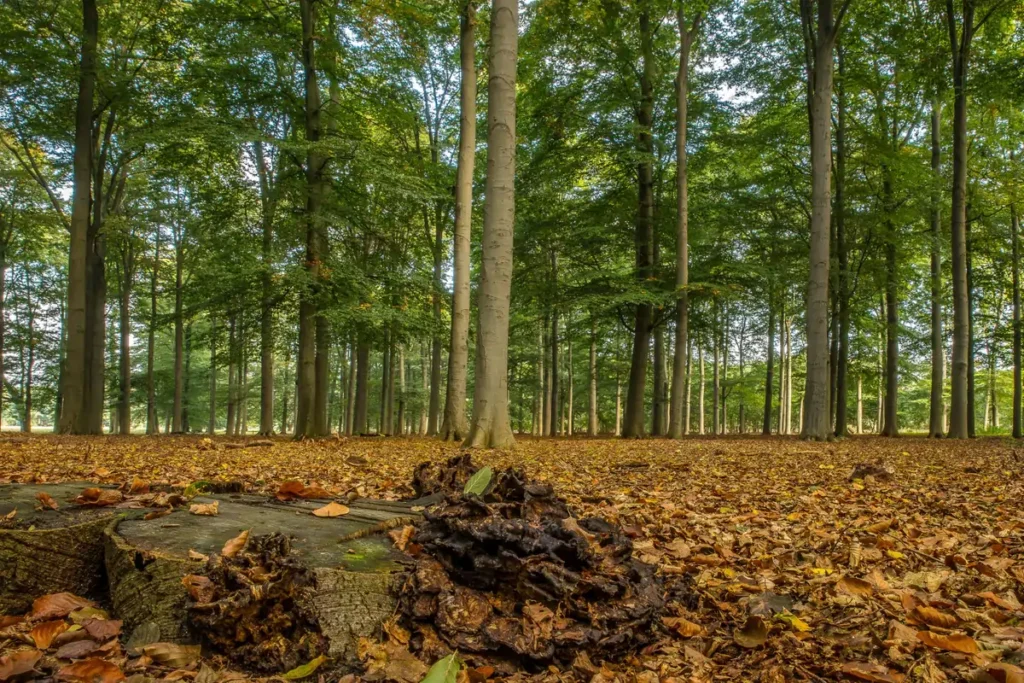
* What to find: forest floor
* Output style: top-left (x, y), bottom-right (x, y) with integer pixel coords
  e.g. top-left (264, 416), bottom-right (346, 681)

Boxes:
top-left (1, 433), bottom-right (1023, 683)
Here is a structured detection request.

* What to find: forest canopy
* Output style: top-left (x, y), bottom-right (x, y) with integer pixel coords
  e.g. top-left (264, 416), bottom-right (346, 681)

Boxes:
top-left (1, 0), bottom-right (1023, 443)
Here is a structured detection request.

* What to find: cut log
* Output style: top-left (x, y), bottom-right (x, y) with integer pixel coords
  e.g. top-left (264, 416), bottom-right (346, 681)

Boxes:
top-left (105, 493), bottom-right (422, 662)
top-left (0, 483), bottom-right (117, 616)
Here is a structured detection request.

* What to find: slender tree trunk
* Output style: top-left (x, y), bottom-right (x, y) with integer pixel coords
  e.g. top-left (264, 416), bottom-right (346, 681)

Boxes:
top-left (226, 317), bottom-right (237, 437)
top-left (588, 323), bottom-right (598, 436)
top-left (1013, 199), bottom-right (1021, 438)
top-left (684, 332), bottom-right (692, 434)
top-left (440, 0), bottom-right (476, 442)
top-left (877, 334), bottom-right (884, 433)
top-left (929, 100), bottom-right (945, 437)
top-left (146, 230), bottom-right (159, 435)
top-left (834, 42), bottom-right (849, 437)
top-left (567, 337), bottom-right (574, 435)
top-left (615, 375), bottom-right (622, 436)
top-left (353, 336), bottom-right (370, 436)
top-left (800, 0), bottom-right (842, 441)
top-left (653, 322), bottom-right (665, 436)
top-left (183, 322), bottom-right (192, 432)
top-left (118, 257), bottom-right (132, 434)
top-left (172, 234), bottom-right (184, 433)
top-left (786, 319), bottom-right (793, 433)
top-left (857, 375), bottom-right (863, 434)
top-left (882, 220), bottom-right (899, 437)
top-left (345, 341), bottom-right (355, 435)
top-left (58, 0), bottom-right (97, 434)
top-left (23, 288), bottom-right (34, 432)
top-left (698, 338), bottom-right (705, 435)
top-left (420, 342), bottom-right (429, 434)
top-left (763, 295), bottom-right (775, 434)
top-left (779, 310), bottom-right (787, 434)
top-left (208, 319), bottom-right (216, 434)
top-left (380, 329), bottom-right (391, 435)
top-left (967, 215), bottom-right (976, 437)
top-left (535, 325), bottom-right (544, 435)
top-left (549, 256), bottom-right (559, 436)
top-left (462, 0), bottom-right (517, 449)
top-left (397, 345), bottom-right (406, 435)
top-left (946, 0), bottom-right (973, 438)
top-left (712, 303), bottom-right (720, 435)
top-left (670, 5), bottom-right (700, 438)
top-left (622, 0), bottom-right (655, 439)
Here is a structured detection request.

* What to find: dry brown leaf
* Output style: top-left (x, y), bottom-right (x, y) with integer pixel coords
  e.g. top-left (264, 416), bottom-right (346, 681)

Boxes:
top-left (35, 491), bottom-right (59, 510)
top-left (312, 501), bottom-right (350, 518)
top-left (31, 593), bottom-right (96, 620)
top-left (54, 639), bottom-right (100, 660)
top-left (913, 606), bottom-right (957, 628)
top-left (138, 643), bottom-right (201, 668)
top-left (0, 616), bottom-right (24, 629)
top-left (189, 501), bottom-right (219, 516)
top-left (389, 525), bottom-right (415, 552)
top-left (916, 630), bottom-right (979, 654)
top-left (662, 616), bottom-right (704, 638)
top-left (57, 658), bottom-right (125, 682)
top-left (188, 549), bottom-right (209, 562)
top-left (182, 574), bottom-right (215, 603)
top-left (980, 663), bottom-right (1024, 683)
top-left (30, 620), bottom-right (69, 649)
top-left (840, 662), bottom-right (905, 683)
top-left (74, 488), bottom-right (123, 507)
top-left (866, 519), bottom-right (895, 534)
top-left (221, 529), bottom-right (249, 557)
top-left (275, 480), bottom-right (306, 501)
top-left (0, 650), bottom-right (42, 680)
top-left (82, 619), bottom-right (121, 642)
top-left (734, 615), bottom-right (769, 649)
top-left (837, 576), bottom-right (875, 597)
top-left (977, 591), bottom-right (1019, 610)
top-left (143, 507), bottom-right (172, 520)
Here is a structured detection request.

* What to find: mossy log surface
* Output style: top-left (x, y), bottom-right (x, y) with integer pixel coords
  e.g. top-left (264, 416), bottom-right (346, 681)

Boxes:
top-left (0, 483), bottom-right (117, 616)
top-left (106, 493), bottom-right (424, 661)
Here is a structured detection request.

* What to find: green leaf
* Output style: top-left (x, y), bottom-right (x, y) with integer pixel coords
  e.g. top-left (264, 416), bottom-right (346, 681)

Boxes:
top-left (282, 654), bottom-right (328, 680)
top-left (464, 466), bottom-right (493, 497)
top-left (421, 654), bottom-right (461, 683)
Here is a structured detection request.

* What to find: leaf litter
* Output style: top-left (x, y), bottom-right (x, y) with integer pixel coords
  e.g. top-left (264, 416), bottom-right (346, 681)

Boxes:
top-left (0, 433), bottom-right (1022, 682)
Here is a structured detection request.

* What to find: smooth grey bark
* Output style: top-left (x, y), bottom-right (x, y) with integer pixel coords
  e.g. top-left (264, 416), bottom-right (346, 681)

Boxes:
top-left (440, 1), bottom-right (476, 442)
top-left (929, 99), bottom-right (945, 438)
top-left (463, 0), bottom-right (517, 449)
top-left (58, 0), bottom-right (97, 434)
top-left (799, 0), bottom-right (847, 440)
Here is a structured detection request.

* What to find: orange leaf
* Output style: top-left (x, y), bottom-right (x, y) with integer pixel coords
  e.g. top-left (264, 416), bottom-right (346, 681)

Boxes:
top-left (312, 501), bottom-right (350, 518)
top-left (31, 593), bottom-right (96, 620)
top-left (82, 619), bottom-right (121, 642)
top-left (916, 630), bottom-right (979, 654)
top-left (74, 488), bottom-right (122, 508)
top-left (57, 658), bottom-right (125, 683)
top-left (840, 662), bottom-right (905, 683)
top-left (662, 616), bottom-right (704, 638)
top-left (0, 650), bottom-right (42, 680)
top-left (912, 606), bottom-right (957, 628)
top-left (35, 492), bottom-right (59, 510)
top-left (221, 529), bottom-right (249, 558)
top-left (30, 620), bottom-right (69, 649)
top-left (275, 481), bottom-right (306, 501)
top-left (182, 575), bottom-right (215, 603)
top-left (188, 501), bottom-right (219, 516)
top-left (128, 477), bottom-right (150, 495)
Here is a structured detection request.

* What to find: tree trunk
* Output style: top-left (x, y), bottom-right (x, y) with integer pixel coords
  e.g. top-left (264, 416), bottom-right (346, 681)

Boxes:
top-left (58, 0), bottom-right (97, 435)
top-left (440, 1), bottom-right (476, 442)
top-left (183, 322), bottom-right (192, 432)
top-left (345, 342), bottom-right (355, 435)
top-left (800, 0), bottom-right (841, 441)
top-left (295, 0), bottom-right (326, 438)
top-left (712, 303), bottom-right (720, 435)
top-left (684, 332), bottom-right (692, 434)
top-left (763, 295), bottom-right (775, 434)
top-left (882, 223), bottom-right (899, 437)
top-left (653, 323), bottom-right (665, 437)
top-left (698, 338), bottom-right (705, 435)
top-left (397, 345), bottom-right (406, 435)
top-left (834, 42), bottom-right (849, 437)
top-left (929, 99), bottom-right (945, 438)
top-left (353, 336), bottom-right (370, 436)
top-left (146, 230), bottom-right (159, 435)
top-left (463, 0), bottom-right (517, 449)
top-left (172, 233), bottom-right (184, 433)
top-left (778, 310), bottom-right (787, 434)
top-left (549, 256), bottom-right (559, 436)
top-left (420, 343), bottom-right (429, 434)
top-left (1013, 198), bottom-right (1021, 438)
top-left (208, 319), bottom-right (216, 434)
top-left (535, 326), bottom-right (544, 435)
top-left (281, 344), bottom-right (291, 435)
top-left (379, 330), bottom-right (391, 435)
top-left (857, 375), bottom-right (863, 434)
top-left (967, 214), bottom-right (976, 438)
top-left (622, 0), bottom-right (655, 439)
top-left (567, 336), bottom-right (574, 435)
top-left (615, 375), bottom-right (622, 436)
top-left (588, 323), bottom-right (598, 436)
top-left (670, 6), bottom-right (699, 439)
top-left (118, 255), bottom-right (132, 435)
top-left (946, 0), bottom-right (973, 439)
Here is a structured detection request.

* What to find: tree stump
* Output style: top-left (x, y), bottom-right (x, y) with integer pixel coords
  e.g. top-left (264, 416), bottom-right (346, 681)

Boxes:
top-left (0, 483), bottom-right (117, 616)
top-left (105, 494), bottom-right (422, 662)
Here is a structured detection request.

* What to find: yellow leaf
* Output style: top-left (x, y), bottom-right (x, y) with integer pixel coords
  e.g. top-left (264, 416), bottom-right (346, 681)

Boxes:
top-left (312, 502), bottom-right (350, 518)
top-left (775, 612), bottom-right (811, 632)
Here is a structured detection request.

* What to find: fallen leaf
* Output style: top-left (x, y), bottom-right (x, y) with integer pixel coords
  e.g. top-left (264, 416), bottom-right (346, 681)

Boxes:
top-left (389, 525), bottom-right (415, 552)
top-left (221, 529), bottom-right (249, 557)
top-left (30, 620), bottom-right (69, 649)
top-left (138, 643), bottom-right (201, 668)
top-left (68, 608), bottom-right (108, 624)
top-left (0, 616), bottom-right (24, 629)
top-left (775, 612), bottom-right (811, 632)
top-left (662, 616), bottom-right (703, 638)
top-left (82, 619), bottom-right (122, 641)
top-left (57, 658), bottom-right (125, 682)
top-left (189, 501), bottom-right (219, 516)
top-left (312, 501), bottom-right (350, 518)
top-left (128, 478), bottom-right (150, 494)
top-left (143, 508), bottom-right (172, 521)
top-left (36, 492), bottom-right (59, 510)
top-left (188, 549), bottom-right (209, 562)
top-left (840, 662), bottom-right (905, 682)
top-left (0, 650), bottom-right (42, 681)
top-left (32, 593), bottom-right (96, 620)
top-left (421, 654), bottom-right (461, 683)
top-left (282, 654), bottom-right (329, 680)
top-left (916, 630), bottom-right (979, 654)
top-left (980, 663), bottom-right (1024, 683)
top-left (913, 606), bottom-right (957, 628)
top-left (837, 576), bottom-right (875, 597)
top-left (275, 480), bottom-right (306, 501)
top-left (54, 640), bottom-right (100, 660)
top-left (182, 575), bottom-right (215, 603)
top-left (74, 488), bottom-right (123, 508)
top-left (734, 615), bottom-right (769, 649)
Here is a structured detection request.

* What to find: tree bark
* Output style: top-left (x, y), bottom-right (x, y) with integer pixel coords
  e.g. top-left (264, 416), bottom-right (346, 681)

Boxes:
top-left (118, 246), bottom-right (133, 435)
top-left (967, 213), bottom-right (976, 437)
top-left (712, 302), bottom-right (720, 435)
top-left (622, 0), bottom-right (655, 439)
top-left (929, 99), bottom-right (945, 438)
top-left (146, 230), bottom-right (159, 435)
top-left (172, 223), bottom-right (184, 433)
top-left (800, 0), bottom-right (843, 440)
top-left (1013, 198), bottom-right (1021, 438)
top-left (698, 337), bottom-right (705, 435)
top-left (440, 0), bottom-right (476, 442)
top-left (353, 336), bottom-right (370, 436)
top-left (946, 0), bottom-right (973, 439)
top-left (834, 42), bottom-right (849, 437)
top-left (588, 323), bottom-right (598, 436)
top-left (380, 329), bottom-right (392, 435)
top-left (763, 295), bottom-right (775, 434)
top-left (226, 317), bottom-right (237, 437)
top-left (208, 319), bottom-right (216, 434)
top-left (882, 208), bottom-right (899, 437)
top-left (549, 255), bottom-right (559, 436)
top-left (463, 0), bottom-right (517, 449)
top-left (58, 0), bottom-right (97, 434)
top-left (345, 342), bottom-right (355, 435)
top-left (254, 140), bottom-right (277, 437)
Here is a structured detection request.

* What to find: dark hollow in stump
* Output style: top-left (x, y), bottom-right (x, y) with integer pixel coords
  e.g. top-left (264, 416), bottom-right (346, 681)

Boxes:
top-left (105, 493), bottom-right (421, 662)
top-left (0, 483), bottom-right (117, 616)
